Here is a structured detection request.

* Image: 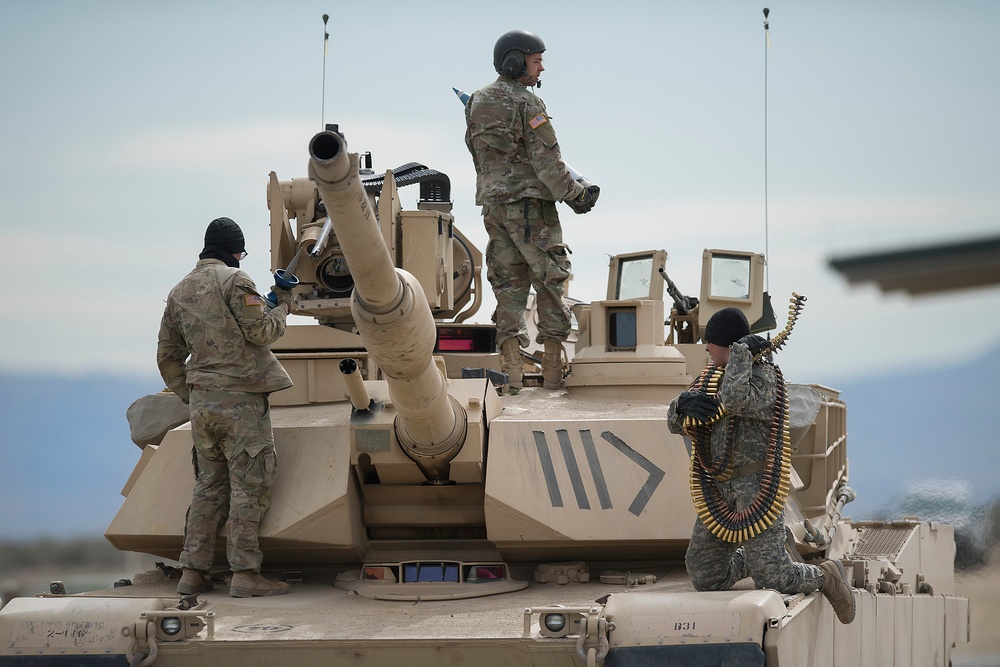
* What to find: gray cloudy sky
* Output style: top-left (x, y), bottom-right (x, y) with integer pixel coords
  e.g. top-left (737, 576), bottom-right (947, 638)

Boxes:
top-left (1, 0), bottom-right (998, 386)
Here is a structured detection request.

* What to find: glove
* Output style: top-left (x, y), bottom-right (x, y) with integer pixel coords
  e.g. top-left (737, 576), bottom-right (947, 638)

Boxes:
top-left (676, 390), bottom-right (720, 422)
top-left (566, 184), bottom-right (600, 214)
top-left (737, 334), bottom-right (768, 355)
top-left (270, 285), bottom-right (294, 309)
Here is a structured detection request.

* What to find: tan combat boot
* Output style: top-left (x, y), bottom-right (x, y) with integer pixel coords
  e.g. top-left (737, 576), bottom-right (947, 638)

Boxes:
top-left (542, 340), bottom-right (564, 390)
top-left (819, 559), bottom-right (856, 624)
top-left (176, 568), bottom-right (213, 595)
top-left (500, 338), bottom-right (523, 394)
top-left (230, 571), bottom-right (290, 598)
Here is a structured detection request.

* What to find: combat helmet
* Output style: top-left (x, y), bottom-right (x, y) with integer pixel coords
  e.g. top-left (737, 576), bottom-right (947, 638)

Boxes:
top-left (493, 30), bottom-right (546, 78)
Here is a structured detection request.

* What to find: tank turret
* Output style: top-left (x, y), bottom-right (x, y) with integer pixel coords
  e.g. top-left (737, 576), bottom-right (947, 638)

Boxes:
top-left (102, 128), bottom-right (502, 565)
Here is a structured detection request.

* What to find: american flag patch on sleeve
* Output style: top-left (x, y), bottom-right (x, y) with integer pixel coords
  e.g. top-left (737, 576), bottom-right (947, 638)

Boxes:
top-left (244, 294), bottom-right (264, 307)
top-left (528, 114), bottom-right (548, 129)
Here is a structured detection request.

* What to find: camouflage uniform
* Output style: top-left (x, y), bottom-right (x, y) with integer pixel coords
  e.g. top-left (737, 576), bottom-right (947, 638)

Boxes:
top-left (668, 344), bottom-right (824, 594)
top-left (158, 259), bottom-right (292, 573)
top-left (465, 76), bottom-right (584, 347)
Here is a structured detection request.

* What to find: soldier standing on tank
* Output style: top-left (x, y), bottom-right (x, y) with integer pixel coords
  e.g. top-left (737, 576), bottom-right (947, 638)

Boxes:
top-left (157, 217), bottom-right (295, 598)
top-left (465, 30), bottom-right (600, 392)
top-left (667, 307), bottom-right (857, 624)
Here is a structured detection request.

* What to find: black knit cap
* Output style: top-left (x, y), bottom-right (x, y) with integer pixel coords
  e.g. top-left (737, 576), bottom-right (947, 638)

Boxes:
top-left (704, 307), bottom-right (750, 347)
top-left (204, 217), bottom-right (245, 254)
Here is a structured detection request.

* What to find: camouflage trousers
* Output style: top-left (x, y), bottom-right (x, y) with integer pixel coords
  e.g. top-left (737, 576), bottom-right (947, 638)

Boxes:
top-left (178, 389), bottom-right (277, 573)
top-left (685, 471), bottom-right (824, 594)
top-left (483, 198), bottom-right (572, 348)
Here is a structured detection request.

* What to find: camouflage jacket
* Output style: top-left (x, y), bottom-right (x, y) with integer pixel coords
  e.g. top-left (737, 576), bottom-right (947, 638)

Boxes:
top-left (157, 259), bottom-right (293, 402)
top-left (667, 344), bottom-right (777, 469)
top-left (465, 76), bottom-right (584, 206)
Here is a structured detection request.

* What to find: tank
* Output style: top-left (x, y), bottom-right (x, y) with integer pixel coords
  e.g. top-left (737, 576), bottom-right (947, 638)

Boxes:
top-left (0, 129), bottom-right (970, 667)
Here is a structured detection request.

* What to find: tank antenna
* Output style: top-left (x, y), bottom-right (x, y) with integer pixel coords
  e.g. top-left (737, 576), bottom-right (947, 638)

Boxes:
top-left (762, 7), bottom-right (770, 293)
top-left (321, 14), bottom-right (330, 129)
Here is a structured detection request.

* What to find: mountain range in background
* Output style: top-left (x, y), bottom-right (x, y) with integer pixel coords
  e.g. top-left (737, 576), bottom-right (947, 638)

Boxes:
top-left (1, 374), bottom-right (162, 541)
top-left (828, 343), bottom-right (999, 520)
top-left (1, 345), bottom-right (998, 541)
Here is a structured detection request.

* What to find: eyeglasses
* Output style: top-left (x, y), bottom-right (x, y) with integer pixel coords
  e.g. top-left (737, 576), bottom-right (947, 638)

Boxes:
top-left (238, 251), bottom-right (248, 260)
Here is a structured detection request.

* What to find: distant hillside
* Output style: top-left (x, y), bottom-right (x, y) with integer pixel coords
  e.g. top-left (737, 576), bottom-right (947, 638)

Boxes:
top-left (0, 373), bottom-right (162, 539)
top-left (833, 345), bottom-right (1000, 518)
top-left (1, 348), bottom-right (998, 540)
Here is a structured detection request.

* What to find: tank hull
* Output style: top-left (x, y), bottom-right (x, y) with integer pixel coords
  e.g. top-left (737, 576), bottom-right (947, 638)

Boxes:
top-left (0, 562), bottom-right (968, 666)
top-left (3, 390), bottom-right (970, 667)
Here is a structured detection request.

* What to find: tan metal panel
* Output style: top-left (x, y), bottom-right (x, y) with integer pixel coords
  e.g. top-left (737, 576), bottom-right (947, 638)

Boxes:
top-left (893, 595), bottom-right (913, 667)
top-left (485, 415), bottom-right (695, 549)
top-left (874, 594), bottom-right (897, 667)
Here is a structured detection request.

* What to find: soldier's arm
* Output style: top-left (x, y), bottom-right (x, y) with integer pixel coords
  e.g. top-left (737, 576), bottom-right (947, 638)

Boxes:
top-left (522, 98), bottom-right (584, 202)
top-left (717, 344), bottom-right (776, 419)
top-left (156, 311), bottom-right (190, 402)
top-left (466, 93), bottom-right (516, 166)
top-left (464, 97), bottom-right (480, 166)
top-left (666, 398), bottom-right (686, 434)
top-left (228, 273), bottom-right (288, 347)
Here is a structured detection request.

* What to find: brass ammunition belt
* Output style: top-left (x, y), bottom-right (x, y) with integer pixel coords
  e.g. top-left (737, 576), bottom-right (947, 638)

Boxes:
top-left (685, 293), bottom-right (806, 544)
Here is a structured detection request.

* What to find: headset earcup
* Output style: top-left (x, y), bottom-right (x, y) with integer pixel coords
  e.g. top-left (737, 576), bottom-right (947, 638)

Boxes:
top-left (501, 52), bottom-right (523, 77)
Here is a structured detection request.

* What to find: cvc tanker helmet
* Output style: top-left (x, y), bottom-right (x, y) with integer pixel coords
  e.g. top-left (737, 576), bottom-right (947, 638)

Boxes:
top-left (493, 30), bottom-right (546, 78)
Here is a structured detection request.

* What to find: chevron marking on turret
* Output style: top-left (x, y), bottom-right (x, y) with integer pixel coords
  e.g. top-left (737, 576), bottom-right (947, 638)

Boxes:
top-left (555, 429), bottom-right (590, 510)
top-left (601, 430), bottom-right (666, 516)
top-left (532, 429), bottom-right (564, 508)
top-left (531, 428), bottom-right (665, 516)
top-left (579, 429), bottom-right (613, 509)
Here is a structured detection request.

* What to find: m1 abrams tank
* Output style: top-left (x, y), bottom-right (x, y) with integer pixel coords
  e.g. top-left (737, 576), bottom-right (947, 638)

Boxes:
top-left (0, 129), bottom-right (969, 666)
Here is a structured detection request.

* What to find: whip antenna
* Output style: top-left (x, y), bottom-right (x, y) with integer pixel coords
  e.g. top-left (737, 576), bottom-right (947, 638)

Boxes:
top-left (321, 14), bottom-right (330, 129)
top-left (763, 7), bottom-right (770, 293)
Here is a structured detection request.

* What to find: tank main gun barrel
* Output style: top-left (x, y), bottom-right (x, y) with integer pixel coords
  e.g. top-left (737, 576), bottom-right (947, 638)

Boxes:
top-left (307, 130), bottom-right (467, 482)
top-left (308, 131), bottom-right (398, 306)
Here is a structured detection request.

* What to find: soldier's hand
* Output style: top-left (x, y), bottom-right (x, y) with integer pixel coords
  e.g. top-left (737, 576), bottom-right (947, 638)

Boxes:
top-left (566, 184), bottom-right (600, 214)
top-left (271, 286), bottom-right (294, 309)
top-left (676, 390), bottom-right (720, 421)
top-left (676, 390), bottom-right (699, 416)
top-left (737, 334), bottom-right (768, 355)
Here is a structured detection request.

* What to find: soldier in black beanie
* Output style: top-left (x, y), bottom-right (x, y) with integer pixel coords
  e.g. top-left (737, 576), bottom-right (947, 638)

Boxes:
top-left (703, 307), bottom-right (750, 348)
top-left (158, 216), bottom-right (294, 598)
top-left (665, 306), bottom-right (857, 624)
top-left (201, 217), bottom-right (247, 268)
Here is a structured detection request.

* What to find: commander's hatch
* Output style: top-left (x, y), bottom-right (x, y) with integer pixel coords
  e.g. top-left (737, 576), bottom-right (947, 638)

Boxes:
top-left (565, 250), bottom-right (690, 398)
